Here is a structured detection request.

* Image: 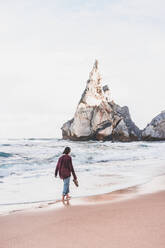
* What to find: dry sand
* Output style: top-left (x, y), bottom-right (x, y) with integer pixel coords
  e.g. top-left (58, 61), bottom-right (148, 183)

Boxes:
top-left (0, 185), bottom-right (165, 248)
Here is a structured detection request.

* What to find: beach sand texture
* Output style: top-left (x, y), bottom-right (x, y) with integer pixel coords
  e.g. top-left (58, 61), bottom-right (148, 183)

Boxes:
top-left (0, 189), bottom-right (165, 248)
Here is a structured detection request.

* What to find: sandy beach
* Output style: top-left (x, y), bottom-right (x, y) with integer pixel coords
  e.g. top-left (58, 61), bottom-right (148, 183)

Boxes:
top-left (0, 180), bottom-right (165, 248)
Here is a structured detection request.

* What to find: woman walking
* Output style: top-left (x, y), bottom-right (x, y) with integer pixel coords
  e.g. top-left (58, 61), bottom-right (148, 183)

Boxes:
top-left (55, 147), bottom-right (77, 202)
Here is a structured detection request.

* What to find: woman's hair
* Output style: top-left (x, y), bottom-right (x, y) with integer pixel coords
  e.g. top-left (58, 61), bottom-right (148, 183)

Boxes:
top-left (63, 147), bottom-right (71, 154)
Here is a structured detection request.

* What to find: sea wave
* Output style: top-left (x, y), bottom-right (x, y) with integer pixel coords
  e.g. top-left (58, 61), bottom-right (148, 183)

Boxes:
top-left (0, 139), bottom-right (165, 214)
top-left (0, 152), bottom-right (13, 158)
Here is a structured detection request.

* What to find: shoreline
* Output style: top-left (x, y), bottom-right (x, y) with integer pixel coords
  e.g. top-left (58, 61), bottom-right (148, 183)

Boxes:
top-left (1, 174), bottom-right (165, 216)
top-left (0, 175), bottom-right (165, 247)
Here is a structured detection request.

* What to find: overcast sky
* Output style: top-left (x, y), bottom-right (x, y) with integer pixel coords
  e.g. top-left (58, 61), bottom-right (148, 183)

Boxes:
top-left (0, 0), bottom-right (165, 138)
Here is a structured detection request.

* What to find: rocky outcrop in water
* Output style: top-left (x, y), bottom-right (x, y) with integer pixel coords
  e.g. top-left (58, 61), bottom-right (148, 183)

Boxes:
top-left (142, 111), bottom-right (165, 141)
top-left (62, 60), bottom-right (141, 142)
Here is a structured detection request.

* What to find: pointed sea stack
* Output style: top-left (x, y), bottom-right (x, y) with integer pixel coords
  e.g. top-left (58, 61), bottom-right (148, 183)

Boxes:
top-left (62, 60), bottom-right (141, 142)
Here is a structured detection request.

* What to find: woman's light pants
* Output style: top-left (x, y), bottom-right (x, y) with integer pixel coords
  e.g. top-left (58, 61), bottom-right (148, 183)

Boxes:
top-left (63, 176), bottom-right (70, 196)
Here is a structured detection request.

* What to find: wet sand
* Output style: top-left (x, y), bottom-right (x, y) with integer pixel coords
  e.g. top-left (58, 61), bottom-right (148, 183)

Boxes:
top-left (0, 179), bottom-right (165, 248)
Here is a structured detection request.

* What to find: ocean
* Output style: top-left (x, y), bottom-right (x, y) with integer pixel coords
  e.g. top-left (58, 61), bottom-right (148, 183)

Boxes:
top-left (0, 138), bottom-right (165, 214)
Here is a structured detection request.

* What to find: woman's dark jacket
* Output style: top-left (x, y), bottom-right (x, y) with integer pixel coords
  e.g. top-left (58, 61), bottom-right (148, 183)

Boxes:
top-left (55, 154), bottom-right (77, 180)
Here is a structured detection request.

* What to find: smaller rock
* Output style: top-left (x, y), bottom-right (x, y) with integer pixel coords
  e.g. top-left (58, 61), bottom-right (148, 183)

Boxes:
top-left (142, 111), bottom-right (165, 141)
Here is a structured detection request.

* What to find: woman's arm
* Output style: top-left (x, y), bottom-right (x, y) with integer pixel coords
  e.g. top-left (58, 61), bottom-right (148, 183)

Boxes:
top-left (55, 158), bottom-right (60, 177)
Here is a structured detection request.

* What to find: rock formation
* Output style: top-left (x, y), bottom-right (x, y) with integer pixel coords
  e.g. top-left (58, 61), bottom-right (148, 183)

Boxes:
top-left (142, 111), bottom-right (165, 141)
top-left (62, 60), bottom-right (141, 142)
